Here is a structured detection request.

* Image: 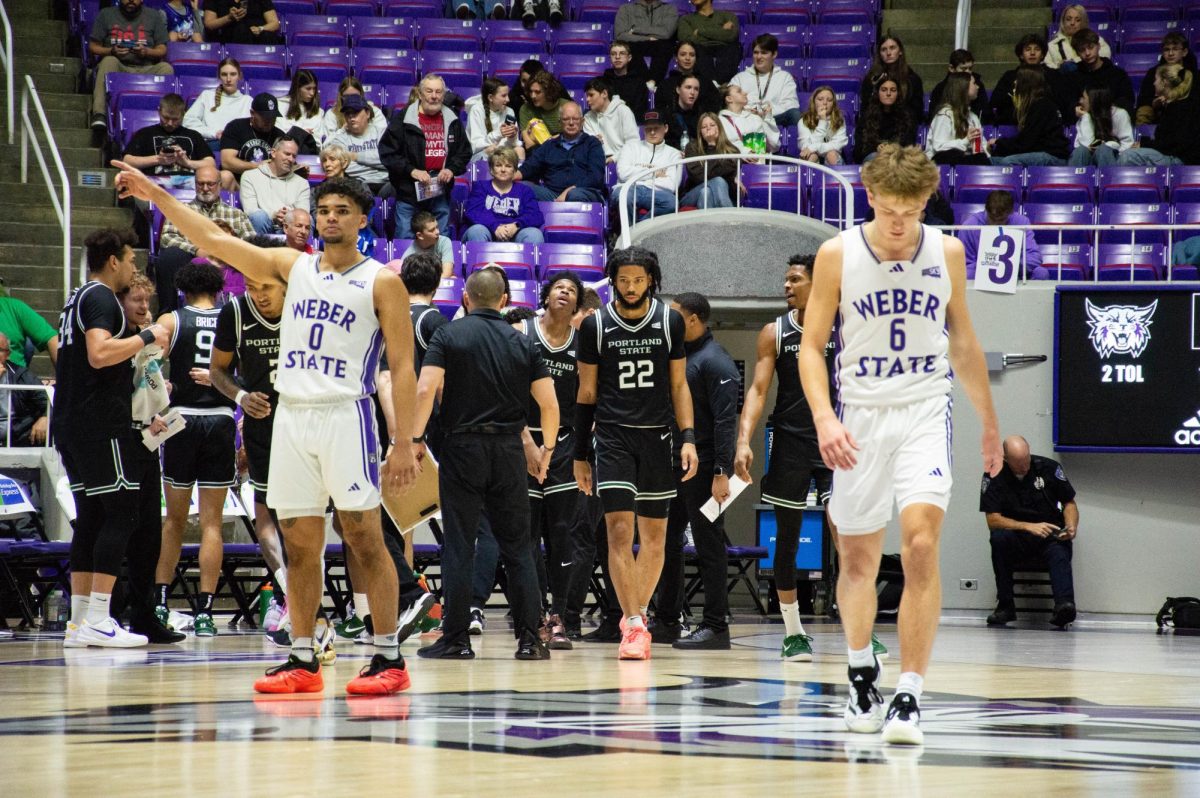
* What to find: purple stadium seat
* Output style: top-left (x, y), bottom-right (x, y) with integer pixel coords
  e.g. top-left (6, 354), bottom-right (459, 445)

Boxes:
top-left (289, 46), bottom-right (352, 82)
top-left (1098, 165), bottom-right (1166, 202)
top-left (507, 279), bottom-right (540, 309)
top-left (418, 51), bottom-right (485, 83)
top-left (814, 0), bottom-right (876, 25)
top-left (482, 20), bottom-right (549, 53)
top-left (105, 73), bottom-right (178, 125)
top-left (1115, 50), bottom-right (1163, 80)
top-left (354, 48), bottom-right (420, 85)
top-left (1168, 165), bottom-right (1200, 202)
top-left (416, 18), bottom-right (483, 52)
top-left (433, 275), bottom-right (465, 317)
top-left (1022, 202), bottom-right (1095, 244)
top-left (486, 52), bottom-right (556, 82)
top-left (537, 243), bottom-right (607, 281)
top-left (463, 242), bottom-right (538, 280)
top-left (550, 22), bottom-right (613, 54)
top-left (167, 42), bottom-right (224, 78)
top-left (540, 203), bottom-right (607, 245)
top-left (952, 165), bottom-right (1024, 203)
top-left (805, 57), bottom-right (869, 92)
top-left (741, 24), bottom-right (805, 59)
top-left (741, 162), bottom-right (804, 213)
top-left (116, 108), bottom-right (160, 150)
top-left (951, 202), bottom-right (986, 223)
top-left (810, 164), bottom-right (866, 224)
top-left (1025, 165), bottom-right (1096, 204)
top-left (284, 15), bottom-right (350, 46)
top-left (350, 17), bottom-right (416, 49)
top-left (1118, 0), bottom-right (1180, 24)
top-left (273, 0), bottom-right (318, 13)
top-left (381, 0), bottom-right (445, 17)
top-left (553, 53), bottom-right (609, 81)
top-left (1098, 203), bottom-right (1171, 244)
top-left (295, 153), bottom-right (324, 184)
top-left (1034, 243), bottom-right (1093, 280)
top-left (577, 0), bottom-right (624, 24)
top-left (372, 238), bottom-right (392, 263)
top-left (806, 24), bottom-right (874, 59)
top-left (324, 0), bottom-right (378, 16)
top-left (755, 0), bottom-right (813, 25)
top-left (248, 77), bottom-right (293, 99)
top-left (1119, 21), bottom-right (1181, 54)
top-left (223, 44), bottom-right (288, 81)
top-left (1096, 243), bottom-right (1165, 280)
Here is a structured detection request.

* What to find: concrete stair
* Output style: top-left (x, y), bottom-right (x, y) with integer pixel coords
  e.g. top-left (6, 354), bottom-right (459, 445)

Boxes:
top-left (0, 0), bottom-right (135, 377)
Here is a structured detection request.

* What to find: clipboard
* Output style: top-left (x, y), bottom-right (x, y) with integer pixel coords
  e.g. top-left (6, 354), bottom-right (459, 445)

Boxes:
top-left (381, 455), bottom-right (441, 533)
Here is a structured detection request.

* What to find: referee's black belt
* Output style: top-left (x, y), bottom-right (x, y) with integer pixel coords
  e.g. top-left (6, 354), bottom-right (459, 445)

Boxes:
top-left (450, 423), bottom-right (525, 435)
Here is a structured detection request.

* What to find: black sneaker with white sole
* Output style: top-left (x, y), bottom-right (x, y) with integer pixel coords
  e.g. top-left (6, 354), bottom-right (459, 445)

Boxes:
top-left (397, 592), bottom-right (437, 644)
top-left (843, 658), bottom-right (885, 733)
top-left (881, 692), bottom-right (923, 745)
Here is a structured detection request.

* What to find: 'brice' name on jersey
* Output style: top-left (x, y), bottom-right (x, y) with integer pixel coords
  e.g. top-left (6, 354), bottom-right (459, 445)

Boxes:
top-left (285, 297), bottom-right (358, 378)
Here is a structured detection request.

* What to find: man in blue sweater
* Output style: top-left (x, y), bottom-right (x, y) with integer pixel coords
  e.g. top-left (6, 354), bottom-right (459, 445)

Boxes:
top-left (515, 102), bottom-right (607, 203)
top-left (464, 147), bottom-right (545, 243)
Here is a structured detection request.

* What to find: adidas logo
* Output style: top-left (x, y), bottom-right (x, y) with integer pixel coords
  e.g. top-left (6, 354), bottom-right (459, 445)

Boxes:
top-left (929, 467), bottom-right (944, 477)
top-left (1173, 411), bottom-right (1200, 445)
top-left (348, 483), bottom-right (361, 492)
top-left (889, 263), bottom-right (904, 273)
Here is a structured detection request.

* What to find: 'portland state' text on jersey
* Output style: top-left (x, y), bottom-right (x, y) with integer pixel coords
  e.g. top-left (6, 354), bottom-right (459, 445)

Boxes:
top-left (770, 310), bottom-right (836, 438)
top-left (578, 299), bottom-right (686, 427)
top-left (835, 225), bottom-right (952, 406)
top-left (169, 305), bottom-right (236, 414)
top-left (519, 318), bottom-right (577, 429)
top-left (275, 252), bottom-right (385, 402)
top-left (214, 294), bottom-right (281, 404)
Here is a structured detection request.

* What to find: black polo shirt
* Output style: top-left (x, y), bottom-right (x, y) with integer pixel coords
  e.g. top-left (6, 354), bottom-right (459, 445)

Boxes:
top-left (422, 308), bottom-right (550, 435)
top-left (979, 455), bottom-right (1076, 526)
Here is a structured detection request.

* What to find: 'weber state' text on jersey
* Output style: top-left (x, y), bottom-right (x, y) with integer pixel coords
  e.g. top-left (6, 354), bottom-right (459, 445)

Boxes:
top-left (769, 311), bottom-right (836, 438)
top-left (275, 252), bottom-right (386, 403)
top-left (520, 318), bottom-right (577, 429)
top-left (578, 299), bottom-right (686, 428)
top-left (213, 294), bottom-right (281, 403)
top-left (169, 305), bottom-right (236, 414)
top-left (52, 281), bottom-right (133, 439)
top-left (835, 225), bottom-right (952, 407)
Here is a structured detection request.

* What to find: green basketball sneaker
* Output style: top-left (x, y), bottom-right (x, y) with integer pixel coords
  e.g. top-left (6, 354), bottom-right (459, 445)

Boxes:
top-left (335, 613), bottom-right (366, 640)
top-left (781, 633), bottom-right (814, 662)
top-left (872, 633), bottom-right (889, 660)
top-left (193, 612), bottom-right (217, 638)
top-left (154, 604), bottom-right (169, 627)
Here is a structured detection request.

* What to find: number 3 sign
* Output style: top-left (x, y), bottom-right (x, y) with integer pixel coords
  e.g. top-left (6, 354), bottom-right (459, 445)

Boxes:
top-left (973, 226), bottom-right (1024, 294)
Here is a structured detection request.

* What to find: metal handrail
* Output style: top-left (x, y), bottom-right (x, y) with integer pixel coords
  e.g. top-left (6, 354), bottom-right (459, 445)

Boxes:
top-left (20, 75), bottom-right (71, 303)
top-left (955, 0), bottom-right (972, 50)
top-left (940, 222), bottom-right (1200, 282)
top-left (614, 153), bottom-right (857, 248)
top-left (0, 0), bottom-right (13, 144)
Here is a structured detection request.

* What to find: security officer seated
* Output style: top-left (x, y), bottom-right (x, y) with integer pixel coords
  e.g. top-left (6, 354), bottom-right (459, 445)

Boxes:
top-left (980, 435), bottom-right (1079, 629)
top-left (411, 268), bottom-right (560, 661)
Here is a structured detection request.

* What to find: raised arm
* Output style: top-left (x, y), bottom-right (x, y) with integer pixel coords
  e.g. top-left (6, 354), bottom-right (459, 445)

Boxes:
top-left (734, 322), bottom-right (777, 482)
top-left (112, 160), bottom-right (296, 282)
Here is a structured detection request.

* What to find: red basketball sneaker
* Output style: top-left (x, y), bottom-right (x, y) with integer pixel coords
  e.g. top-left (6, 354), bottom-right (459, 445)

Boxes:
top-left (345, 654), bottom-right (412, 695)
top-left (253, 655), bottom-right (324, 694)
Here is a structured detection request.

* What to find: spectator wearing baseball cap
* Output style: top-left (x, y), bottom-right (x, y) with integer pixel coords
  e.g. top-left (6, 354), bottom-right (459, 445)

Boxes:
top-left (325, 93), bottom-right (390, 193)
top-left (611, 109), bottom-right (684, 225)
top-left (218, 92), bottom-right (288, 187)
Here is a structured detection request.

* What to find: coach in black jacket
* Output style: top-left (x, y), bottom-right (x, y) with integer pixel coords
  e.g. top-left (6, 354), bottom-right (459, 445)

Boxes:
top-left (379, 74), bottom-right (471, 241)
top-left (655, 291), bottom-right (740, 649)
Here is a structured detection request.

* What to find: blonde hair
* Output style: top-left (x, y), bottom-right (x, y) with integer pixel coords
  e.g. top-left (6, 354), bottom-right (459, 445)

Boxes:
top-left (860, 144), bottom-right (939, 200)
top-left (320, 143), bottom-right (352, 168)
top-left (488, 146), bottom-right (519, 170)
top-left (800, 87), bottom-right (845, 134)
top-left (211, 58), bottom-right (242, 113)
top-left (1060, 4), bottom-right (1090, 28)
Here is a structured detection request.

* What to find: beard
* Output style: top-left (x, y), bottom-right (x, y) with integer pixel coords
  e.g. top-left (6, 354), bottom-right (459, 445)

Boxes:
top-left (614, 287), bottom-right (650, 312)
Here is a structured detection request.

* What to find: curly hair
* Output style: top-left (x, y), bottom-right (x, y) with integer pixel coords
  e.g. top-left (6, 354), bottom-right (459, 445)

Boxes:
top-left (605, 247), bottom-right (662, 294)
top-left (539, 270), bottom-right (584, 312)
top-left (174, 260), bottom-right (226, 297)
top-left (313, 176), bottom-right (375, 215)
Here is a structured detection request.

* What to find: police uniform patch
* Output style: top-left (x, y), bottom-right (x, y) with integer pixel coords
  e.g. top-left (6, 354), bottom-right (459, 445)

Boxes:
top-left (981, 475), bottom-right (991, 494)
top-left (1034, 476), bottom-right (1045, 490)
top-left (1055, 465), bottom-right (1066, 481)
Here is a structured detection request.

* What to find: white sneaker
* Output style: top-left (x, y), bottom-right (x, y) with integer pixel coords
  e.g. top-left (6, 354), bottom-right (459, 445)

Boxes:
top-left (844, 659), bottom-right (885, 733)
top-left (63, 622), bottom-right (86, 648)
top-left (315, 622), bottom-right (337, 665)
top-left (881, 692), bottom-right (924, 745)
top-left (469, 607), bottom-right (485, 635)
top-left (167, 610), bottom-right (194, 632)
top-left (263, 599), bottom-right (284, 632)
top-left (76, 618), bottom-right (149, 648)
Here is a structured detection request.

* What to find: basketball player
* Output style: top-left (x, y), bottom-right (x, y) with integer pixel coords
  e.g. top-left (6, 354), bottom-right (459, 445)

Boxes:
top-left (734, 255), bottom-right (887, 663)
top-left (798, 144), bottom-right (1002, 745)
top-left (574, 247), bottom-right (698, 661)
top-left (56, 228), bottom-right (170, 649)
top-left (114, 162), bottom-right (420, 696)
top-left (208, 272), bottom-right (290, 634)
top-left (518, 271), bottom-right (584, 649)
top-left (153, 261), bottom-right (237, 638)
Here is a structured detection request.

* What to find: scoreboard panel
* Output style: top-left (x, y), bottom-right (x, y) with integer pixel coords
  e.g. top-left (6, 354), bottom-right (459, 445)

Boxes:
top-left (1054, 285), bottom-right (1200, 452)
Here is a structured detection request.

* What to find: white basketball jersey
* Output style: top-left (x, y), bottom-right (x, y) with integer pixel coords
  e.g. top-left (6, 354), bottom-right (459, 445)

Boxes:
top-left (834, 224), bottom-right (952, 407)
top-left (275, 251), bottom-right (385, 403)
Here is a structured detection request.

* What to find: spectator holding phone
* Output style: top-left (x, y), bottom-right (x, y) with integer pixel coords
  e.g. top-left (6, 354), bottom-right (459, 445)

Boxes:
top-left (467, 77), bottom-right (524, 162)
top-left (123, 93), bottom-right (214, 184)
top-left (979, 435), bottom-right (1080, 630)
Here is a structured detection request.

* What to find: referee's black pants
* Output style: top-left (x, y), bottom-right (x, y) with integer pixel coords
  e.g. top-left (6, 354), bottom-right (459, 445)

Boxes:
top-left (438, 432), bottom-right (540, 643)
top-left (658, 462), bottom-right (729, 632)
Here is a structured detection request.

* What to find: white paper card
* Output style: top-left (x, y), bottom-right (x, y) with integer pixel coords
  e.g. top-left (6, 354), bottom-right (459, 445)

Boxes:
top-left (141, 408), bottom-right (187, 450)
top-left (699, 474), bottom-right (751, 522)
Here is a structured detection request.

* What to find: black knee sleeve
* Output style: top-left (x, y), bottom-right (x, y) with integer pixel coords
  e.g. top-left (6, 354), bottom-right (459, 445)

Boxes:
top-left (773, 506), bottom-right (805, 592)
top-left (91, 488), bottom-right (141, 576)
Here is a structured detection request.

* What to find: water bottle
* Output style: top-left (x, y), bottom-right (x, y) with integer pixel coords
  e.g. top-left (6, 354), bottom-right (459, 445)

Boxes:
top-left (812, 582), bottom-right (829, 617)
top-left (43, 589), bottom-right (67, 632)
top-left (259, 583), bottom-right (274, 626)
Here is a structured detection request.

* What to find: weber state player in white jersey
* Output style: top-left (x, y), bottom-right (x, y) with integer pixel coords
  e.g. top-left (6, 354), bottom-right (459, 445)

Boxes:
top-left (798, 144), bottom-right (1001, 745)
top-left (152, 261), bottom-right (237, 638)
top-left (115, 163), bottom-right (420, 697)
top-left (574, 247), bottom-right (698, 661)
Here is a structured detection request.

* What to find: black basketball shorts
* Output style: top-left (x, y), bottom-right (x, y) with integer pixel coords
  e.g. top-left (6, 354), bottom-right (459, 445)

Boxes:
top-left (593, 423), bottom-right (675, 519)
top-left (761, 426), bottom-right (832, 510)
top-left (162, 412), bottom-right (237, 490)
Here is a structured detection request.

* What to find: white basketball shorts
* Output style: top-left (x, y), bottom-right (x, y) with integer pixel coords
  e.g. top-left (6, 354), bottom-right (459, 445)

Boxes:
top-left (828, 393), bottom-right (954, 536)
top-left (267, 397), bottom-right (381, 519)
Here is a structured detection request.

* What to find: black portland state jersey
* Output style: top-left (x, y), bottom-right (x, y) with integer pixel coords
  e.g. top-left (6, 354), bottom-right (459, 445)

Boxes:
top-left (168, 305), bottom-right (236, 413)
top-left (577, 299), bottom-right (686, 428)
top-left (51, 281), bottom-right (133, 439)
top-left (411, 303), bottom-right (448, 371)
top-left (519, 317), bottom-right (577, 428)
top-left (214, 295), bottom-right (281, 403)
top-left (768, 311), bottom-right (836, 437)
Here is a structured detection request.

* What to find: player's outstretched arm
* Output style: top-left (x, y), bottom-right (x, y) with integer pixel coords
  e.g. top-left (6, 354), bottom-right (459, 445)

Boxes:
top-left (734, 322), bottom-right (777, 482)
top-left (376, 270), bottom-right (419, 493)
top-left (944, 236), bottom-right (1002, 476)
top-left (799, 236), bottom-right (857, 470)
top-left (111, 161), bottom-right (296, 283)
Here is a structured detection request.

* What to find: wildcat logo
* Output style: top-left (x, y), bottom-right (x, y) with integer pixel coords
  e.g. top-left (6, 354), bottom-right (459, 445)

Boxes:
top-left (1085, 299), bottom-right (1157, 359)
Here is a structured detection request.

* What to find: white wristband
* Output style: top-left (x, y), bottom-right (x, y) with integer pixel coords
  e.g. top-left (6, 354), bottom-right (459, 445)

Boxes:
top-left (235, 390), bottom-right (248, 406)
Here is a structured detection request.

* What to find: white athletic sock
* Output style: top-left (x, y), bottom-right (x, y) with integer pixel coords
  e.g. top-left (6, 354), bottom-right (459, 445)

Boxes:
top-left (627, 615), bottom-right (645, 629)
top-left (85, 592), bottom-right (111, 626)
top-left (374, 632), bottom-right (400, 660)
top-left (638, 605), bottom-right (648, 619)
top-left (896, 672), bottom-right (924, 702)
top-left (847, 644), bottom-right (875, 669)
top-left (274, 568), bottom-right (288, 596)
top-left (291, 637), bottom-right (315, 663)
top-left (780, 601), bottom-right (804, 637)
top-left (70, 594), bottom-right (90, 626)
top-left (354, 593), bottom-right (370, 619)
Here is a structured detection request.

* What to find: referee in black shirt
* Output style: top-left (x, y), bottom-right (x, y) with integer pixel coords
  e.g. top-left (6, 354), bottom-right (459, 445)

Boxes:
top-left (413, 269), bottom-right (560, 660)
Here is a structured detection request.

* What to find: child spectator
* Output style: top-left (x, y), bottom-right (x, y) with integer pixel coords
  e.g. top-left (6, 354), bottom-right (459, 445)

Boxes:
top-left (797, 86), bottom-right (847, 166)
top-left (466, 77), bottom-right (524, 162)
